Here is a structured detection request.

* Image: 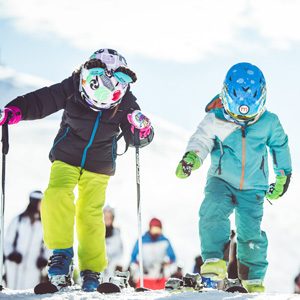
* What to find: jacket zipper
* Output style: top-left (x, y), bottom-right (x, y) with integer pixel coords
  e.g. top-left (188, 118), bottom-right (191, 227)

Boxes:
top-left (80, 111), bottom-right (103, 168)
top-left (239, 127), bottom-right (246, 190)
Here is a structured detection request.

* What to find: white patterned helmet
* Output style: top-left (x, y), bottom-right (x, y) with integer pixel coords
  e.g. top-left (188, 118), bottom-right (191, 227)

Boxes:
top-left (79, 49), bottom-right (136, 111)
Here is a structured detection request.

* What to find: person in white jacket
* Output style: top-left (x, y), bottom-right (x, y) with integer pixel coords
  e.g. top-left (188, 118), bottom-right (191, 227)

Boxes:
top-left (103, 205), bottom-right (123, 280)
top-left (4, 190), bottom-right (51, 289)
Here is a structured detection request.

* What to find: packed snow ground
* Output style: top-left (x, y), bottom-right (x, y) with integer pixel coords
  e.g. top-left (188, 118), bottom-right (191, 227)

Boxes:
top-left (1, 286), bottom-right (300, 300)
top-left (1, 66), bottom-right (300, 299)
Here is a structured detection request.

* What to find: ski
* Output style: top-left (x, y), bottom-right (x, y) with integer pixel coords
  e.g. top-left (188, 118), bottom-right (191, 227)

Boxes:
top-left (165, 273), bottom-right (248, 294)
top-left (97, 270), bottom-right (130, 294)
top-left (223, 278), bottom-right (248, 293)
top-left (165, 273), bottom-right (202, 294)
top-left (34, 281), bottom-right (65, 294)
top-left (135, 287), bottom-right (151, 292)
top-left (202, 276), bottom-right (248, 293)
top-left (34, 274), bottom-right (73, 295)
top-left (97, 282), bottom-right (121, 294)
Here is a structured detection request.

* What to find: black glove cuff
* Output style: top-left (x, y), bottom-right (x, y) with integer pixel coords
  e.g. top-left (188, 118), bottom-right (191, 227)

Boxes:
top-left (281, 174), bottom-right (291, 196)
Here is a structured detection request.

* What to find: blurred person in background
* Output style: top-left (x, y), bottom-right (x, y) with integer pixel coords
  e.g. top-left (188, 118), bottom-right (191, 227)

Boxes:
top-left (193, 255), bottom-right (204, 274)
top-left (294, 272), bottom-right (300, 294)
top-left (3, 190), bottom-right (50, 289)
top-left (129, 217), bottom-right (176, 289)
top-left (103, 205), bottom-right (123, 280)
top-left (227, 229), bottom-right (238, 279)
top-left (193, 230), bottom-right (237, 278)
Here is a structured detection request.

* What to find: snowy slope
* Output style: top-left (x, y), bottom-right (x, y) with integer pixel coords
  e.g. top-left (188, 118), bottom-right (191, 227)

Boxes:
top-left (1, 286), bottom-right (300, 299)
top-left (0, 67), bottom-right (300, 299)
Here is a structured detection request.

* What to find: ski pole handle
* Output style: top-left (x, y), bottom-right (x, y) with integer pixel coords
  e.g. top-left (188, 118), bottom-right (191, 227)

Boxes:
top-left (134, 127), bottom-right (140, 148)
top-left (2, 123), bottom-right (9, 155)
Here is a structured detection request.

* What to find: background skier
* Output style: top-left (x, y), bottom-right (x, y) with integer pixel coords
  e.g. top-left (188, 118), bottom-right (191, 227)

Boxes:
top-left (3, 190), bottom-right (49, 289)
top-left (294, 272), bottom-right (300, 294)
top-left (129, 217), bottom-right (177, 289)
top-left (103, 205), bottom-right (124, 280)
top-left (176, 62), bottom-right (292, 292)
top-left (193, 230), bottom-right (237, 278)
top-left (0, 48), bottom-right (154, 293)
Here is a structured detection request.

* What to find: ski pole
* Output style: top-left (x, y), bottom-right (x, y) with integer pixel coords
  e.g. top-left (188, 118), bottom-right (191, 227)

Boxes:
top-left (134, 128), bottom-right (145, 289)
top-left (0, 123), bottom-right (9, 290)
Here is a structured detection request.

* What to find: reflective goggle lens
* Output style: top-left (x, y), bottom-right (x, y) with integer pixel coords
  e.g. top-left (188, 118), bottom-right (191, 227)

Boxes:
top-left (88, 67), bottom-right (105, 77)
top-left (113, 71), bottom-right (133, 84)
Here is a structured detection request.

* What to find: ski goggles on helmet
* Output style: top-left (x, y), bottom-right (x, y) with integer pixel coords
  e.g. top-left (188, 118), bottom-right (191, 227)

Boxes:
top-left (84, 59), bottom-right (137, 84)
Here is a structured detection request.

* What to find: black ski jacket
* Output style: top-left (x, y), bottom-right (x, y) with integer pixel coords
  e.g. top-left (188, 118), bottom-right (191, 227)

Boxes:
top-left (6, 72), bottom-right (142, 175)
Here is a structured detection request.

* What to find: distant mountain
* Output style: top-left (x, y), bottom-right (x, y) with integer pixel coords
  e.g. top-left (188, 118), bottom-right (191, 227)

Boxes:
top-left (0, 65), bottom-right (52, 106)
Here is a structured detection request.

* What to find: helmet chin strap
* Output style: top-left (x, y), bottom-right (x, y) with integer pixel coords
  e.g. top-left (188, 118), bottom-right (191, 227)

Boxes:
top-left (223, 107), bottom-right (266, 126)
top-left (223, 109), bottom-right (244, 125)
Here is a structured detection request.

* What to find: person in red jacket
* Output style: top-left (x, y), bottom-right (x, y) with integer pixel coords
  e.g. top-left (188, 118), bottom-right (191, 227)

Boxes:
top-left (0, 48), bottom-right (154, 293)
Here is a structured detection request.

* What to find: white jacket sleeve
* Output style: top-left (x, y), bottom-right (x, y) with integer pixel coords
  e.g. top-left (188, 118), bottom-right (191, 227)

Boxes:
top-left (186, 113), bottom-right (215, 163)
top-left (4, 217), bottom-right (19, 256)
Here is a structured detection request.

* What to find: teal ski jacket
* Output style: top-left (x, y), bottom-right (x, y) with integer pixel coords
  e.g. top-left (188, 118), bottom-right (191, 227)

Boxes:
top-left (186, 95), bottom-right (292, 191)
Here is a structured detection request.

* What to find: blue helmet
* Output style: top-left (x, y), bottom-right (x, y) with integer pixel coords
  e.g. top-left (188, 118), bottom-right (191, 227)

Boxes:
top-left (221, 62), bottom-right (266, 122)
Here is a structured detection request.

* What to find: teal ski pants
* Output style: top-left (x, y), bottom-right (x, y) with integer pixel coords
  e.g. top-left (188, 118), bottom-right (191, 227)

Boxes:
top-left (199, 177), bottom-right (268, 280)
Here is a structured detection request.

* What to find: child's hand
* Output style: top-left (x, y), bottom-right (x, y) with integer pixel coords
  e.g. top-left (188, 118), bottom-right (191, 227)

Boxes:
top-left (176, 151), bottom-right (201, 179)
top-left (266, 174), bottom-right (291, 200)
top-left (127, 110), bottom-right (151, 139)
top-left (0, 106), bottom-right (22, 126)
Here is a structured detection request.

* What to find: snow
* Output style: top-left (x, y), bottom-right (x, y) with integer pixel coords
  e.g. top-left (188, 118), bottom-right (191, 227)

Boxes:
top-left (1, 286), bottom-right (300, 299)
top-left (1, 67), bottom-right (300, 299)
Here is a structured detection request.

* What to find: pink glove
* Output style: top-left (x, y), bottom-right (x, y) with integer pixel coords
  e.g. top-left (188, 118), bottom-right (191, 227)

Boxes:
top-left (127, 110), bottom-right (151, 139)
top-left (0, 106), bottom-right (22, 126)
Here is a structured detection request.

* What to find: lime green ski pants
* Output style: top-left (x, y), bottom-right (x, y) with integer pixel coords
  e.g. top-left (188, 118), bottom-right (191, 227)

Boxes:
top-left (41, 160), bottom-right (110, 272)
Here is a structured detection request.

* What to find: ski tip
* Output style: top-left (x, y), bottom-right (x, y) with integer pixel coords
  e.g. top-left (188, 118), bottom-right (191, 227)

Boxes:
top-left (225, 285), bottom-right (248, 293)
top-left (135, 287), bottom-right (151, 292)
top-left (97, 282), bottom-right (121, 294)
top-left (34, 282), bottom-right (58, 294)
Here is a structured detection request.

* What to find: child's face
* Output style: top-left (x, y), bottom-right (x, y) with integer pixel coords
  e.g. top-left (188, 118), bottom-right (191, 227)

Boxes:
top-left (104, 211), bottom-right (114, 226)
top-left (149, 226), bottom-right (162, 236)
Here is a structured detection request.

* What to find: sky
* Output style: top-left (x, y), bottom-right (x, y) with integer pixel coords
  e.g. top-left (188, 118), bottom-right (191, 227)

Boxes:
top-left (1, 0), bottom-right (300, 174)
top-left (1, 1), bottom-right (300, 126)
top-left (1, 1), bottom-right (300, 169)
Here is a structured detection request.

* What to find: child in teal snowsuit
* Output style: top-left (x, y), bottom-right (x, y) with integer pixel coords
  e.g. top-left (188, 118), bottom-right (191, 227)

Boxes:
top-left (176, 62), bottom-right (292, 292)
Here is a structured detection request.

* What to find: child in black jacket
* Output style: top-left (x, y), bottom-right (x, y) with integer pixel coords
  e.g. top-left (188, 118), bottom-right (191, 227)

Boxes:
top-left (0, 48), bottom-right (153, 292)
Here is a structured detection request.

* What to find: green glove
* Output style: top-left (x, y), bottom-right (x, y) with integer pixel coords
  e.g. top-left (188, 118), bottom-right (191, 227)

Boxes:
top-left (266, 174), bottom-right (291, 200)
top-left (176, 151), bottom-right (201, 179)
